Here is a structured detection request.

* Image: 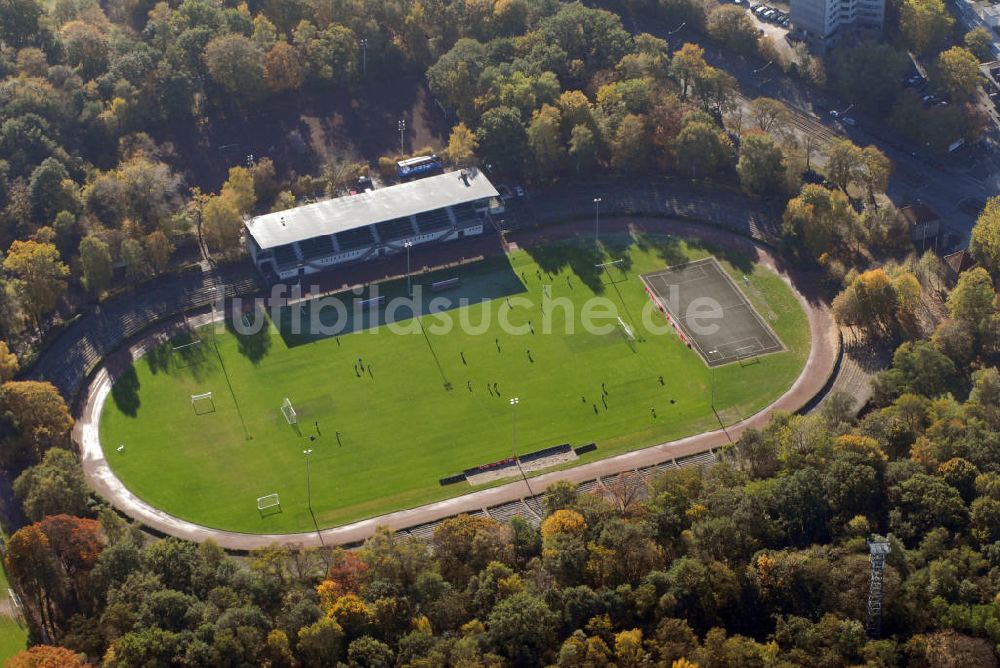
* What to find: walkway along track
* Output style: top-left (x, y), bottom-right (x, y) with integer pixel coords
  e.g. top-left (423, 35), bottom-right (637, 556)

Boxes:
top-left (73, 217), bottom-right (841, 550)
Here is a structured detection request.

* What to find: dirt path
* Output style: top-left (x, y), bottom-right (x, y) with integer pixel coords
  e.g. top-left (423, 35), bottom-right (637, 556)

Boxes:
top-left (74, 218), bottom-right (839, 550)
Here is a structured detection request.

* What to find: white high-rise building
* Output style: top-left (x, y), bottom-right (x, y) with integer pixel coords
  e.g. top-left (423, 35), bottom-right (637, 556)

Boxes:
top-left (790, 0), bottom-right (885, 49)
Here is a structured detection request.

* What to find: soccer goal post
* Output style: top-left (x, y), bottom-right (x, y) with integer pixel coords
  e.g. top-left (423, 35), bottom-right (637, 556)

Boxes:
top-left (257, 493), bottom-right (280, 514)
top-left (281, 398), bottom-right (297, 425)
top-left (191, 392), bottom-right (215, 414)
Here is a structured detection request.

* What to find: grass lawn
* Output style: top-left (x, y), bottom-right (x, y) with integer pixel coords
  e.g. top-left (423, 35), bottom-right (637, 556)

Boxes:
top-left (100, 233), bottom-right (810, 533)
top-left (0, 564), bottom-right (27, 661)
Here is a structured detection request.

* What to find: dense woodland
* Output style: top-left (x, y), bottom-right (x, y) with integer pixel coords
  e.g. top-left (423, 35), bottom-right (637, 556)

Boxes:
top-left (1, 0), bottom-right (1000, 665)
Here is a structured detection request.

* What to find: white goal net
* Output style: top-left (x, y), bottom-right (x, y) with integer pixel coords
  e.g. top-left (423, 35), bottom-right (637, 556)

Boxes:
top-left (281, 398), bottom-right (297, 425)
top-left (617, 316), bottom-right (635, 341)
top-left (257, 493), bottom-right (280, 513)
top-left (191, 392), bottom-right (214, 414)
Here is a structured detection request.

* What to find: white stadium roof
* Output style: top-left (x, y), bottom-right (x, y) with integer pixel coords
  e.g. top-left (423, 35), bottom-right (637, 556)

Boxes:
top-left (245, 169), bottom-right (499, 250)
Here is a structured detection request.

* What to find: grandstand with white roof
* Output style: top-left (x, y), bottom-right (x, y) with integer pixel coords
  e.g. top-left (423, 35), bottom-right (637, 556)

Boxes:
top-left (244, 169), bottom-right (500, 282)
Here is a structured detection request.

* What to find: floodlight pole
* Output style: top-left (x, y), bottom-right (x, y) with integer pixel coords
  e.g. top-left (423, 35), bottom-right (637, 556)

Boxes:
top-left (404, 240), bottom-right (413, 298)
top-left (398, 119), bottom-right (406, 154)
top-left (510, 397), bottom-right (534, 496)
top-left (303, 449), bottom-right (313, 512)
top-left (360, 38), bottom-right (368, 76)
top-left (593, 197), bottom-right (602, 247)
top-left (707, 351), bottom-right (732, 442)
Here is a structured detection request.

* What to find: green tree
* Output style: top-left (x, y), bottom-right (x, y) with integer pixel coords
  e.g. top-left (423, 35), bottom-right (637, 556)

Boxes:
top-left (475, 106), bottom-right (527, 174)
top-left (900, 0), bottom-right (954, 55)
top-left (835, 42), bottom-right (908, 115)
top-left (737, 132), bottom-right (786, 196)
top-left (78, 236), bottom-right (112, 297)
top-left (673, 116), bottom-right (732, 178)
top-left (568, 124), bottom-right (598, 172)
top-left (14, 447), bottom-right (90, 521)
top-left (120, 238), bottom-right (149, 283)
top-left (28, 158), bottom-right (73, 225)
top-left (432, 514), bottom-right (513, 587)
top-left (782, 185), bottom-right (859, 259)
top-left (935, 47), bottom-right (980, 101)
top-left (3, 240), bottom-right (68, 326)
top-left (970, 196), bottom-right (1000, 276)
top-left (297, 617), bottom-right (344, 666)
top-left (964, 28), bottom-right (993, 62)
top-left (0, 0), bottom-right (44, 47)
top-left (527, 104), bottom-right (565, 178)
top-left (347, 636), bottom-right (394, 667)
top-left (203, 34), bottom-right (265, 102)
top-left (946, 267), bottom-right (997, 325)
top-left (889, 473), bottom-right (967, 544)
top-left (487, 591), bottom-right (558, 664)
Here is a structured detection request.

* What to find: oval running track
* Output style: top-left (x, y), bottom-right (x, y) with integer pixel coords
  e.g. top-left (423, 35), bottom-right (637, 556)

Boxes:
top-left (74, 218), bottom-right (840, 550)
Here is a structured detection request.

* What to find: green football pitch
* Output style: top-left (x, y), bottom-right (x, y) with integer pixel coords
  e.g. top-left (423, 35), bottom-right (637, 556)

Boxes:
top-left (100, 233), bottom-right (810, 533)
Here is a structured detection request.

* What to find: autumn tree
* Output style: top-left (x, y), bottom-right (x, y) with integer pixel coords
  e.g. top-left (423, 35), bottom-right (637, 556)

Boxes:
top-left (201, 194), bottom-right (244, 259)
top-left (859, 146), bottom-right (892, 203)
top-left (832, 269), bottom-right (900, 336)
top-left (900, 0), bottom-right (954, 55)
top-left (934, 47), bottom-right (980, 101)
top-left (144, 230), bottom-right (173, 274)
top-left (782, 185), bottom-right (859, 259)
top-left (5, 524), bottom-right (61, 638)
top-left (445, 123), bottom-right (478, 167)
top-left (527, 104), bottom-right (565, 178)
top-left (611, 113), bottom-right (651, 171)
top-left (826, 139), bottom-right (863, 193)
top-left (970, 196), bottom-right (1000, 277)
top-left (671, 43), bottom-right (708, 99)
top-left (3, 240), bottom-right (69, 326)
top-left (5, 645), bottom-right (88, 668)
top-left (0, 380), bottom-right (73, 466)
top-left (707, 5), bottom-right (759, 56)
top-left (749, 97), bottom-right (792, 136)
top-left (263, 41), bottom-right (304, 92)
top-left (0, 340), bottom-right (18, 382)
top-left (432, 514), bottom-right (513, 587)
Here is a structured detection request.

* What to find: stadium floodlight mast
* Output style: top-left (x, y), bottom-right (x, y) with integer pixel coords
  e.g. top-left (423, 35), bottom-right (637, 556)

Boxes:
top-left (593, 197), bottom-right (602, 247)
top-left (360, 38), bottom-right (368, 76)
top-left (510, 398), bottom-right (534, 496)
top-left (404, 240), bottom-right (413, 298)
top-left (398, 118), bottom-right (406, 154)
top-left (303, 449), bottom-right (314, 512)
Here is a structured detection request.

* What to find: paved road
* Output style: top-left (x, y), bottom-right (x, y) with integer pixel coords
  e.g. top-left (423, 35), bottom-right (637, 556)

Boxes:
top-left (73, 217), bottom-right (839, 550)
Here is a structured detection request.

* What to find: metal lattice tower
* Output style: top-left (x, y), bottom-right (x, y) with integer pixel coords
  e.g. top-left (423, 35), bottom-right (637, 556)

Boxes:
top-left (866, 536), bottom-right (891, 638)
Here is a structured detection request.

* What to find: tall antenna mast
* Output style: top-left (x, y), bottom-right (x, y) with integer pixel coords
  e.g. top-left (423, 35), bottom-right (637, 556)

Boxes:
top-left (866, 536), bottom-right (891, 638)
